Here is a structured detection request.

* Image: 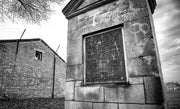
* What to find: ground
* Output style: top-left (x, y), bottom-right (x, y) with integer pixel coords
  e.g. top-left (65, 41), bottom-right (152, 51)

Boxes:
top-left (0, 91), bottom-right (180, 109)
top-left (166, 91), bottom-right (180, 109)
top-left (0, 98), bottom-right (64, 109)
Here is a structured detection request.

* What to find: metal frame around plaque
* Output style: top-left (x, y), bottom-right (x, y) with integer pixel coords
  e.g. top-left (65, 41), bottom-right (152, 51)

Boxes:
top-left (83, 25), bottom-right (128, 85)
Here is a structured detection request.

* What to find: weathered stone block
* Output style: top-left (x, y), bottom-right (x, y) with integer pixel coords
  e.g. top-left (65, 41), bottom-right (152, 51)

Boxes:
top-left (75, 86), bottom-right (104, 102)
top-left (67, 1), bottom-right (149, 41)
top-left (75, 81), bottom-right (83, 87)
top-left (125, 38), bottom-right (156, 58)
top-left (144, 77), bottom-right (163, 104)
top-left (65, 101), bottom-right (92, 109)
top-left (129, 77), bottom-right (143, 84)
top-left (35, 89), bottom-right (52, 98)
top-left (67, 37), bottom-right (82, 65)
top-left (67, 52), bottom-right (82, 65)
top-left (91, 1), bottom-right (148, 30)
top-left (129, 0), bottom-right (147, 9)
top-left (121, 7), bottom-right (149, 23)
top-left (77, 0), bottom-right (99, 10)
top-left (67, 37), bottom-right (82, 55)
top-left (0, 77), bottom-right (2, 87)
top-left (127, 56), bottom-right (158, 77)
top-left (94, 0), bottom-right (129, 23)
top-left (105, 85), bottom-right (145, 103)
top-left (93, 103), bottom-right (118, 109)
top-left (68, 17), bottom-right (78, 32)
top-left (65, 82), bottom-right (74, 100)
top-left (66, 64), bottom-right (83, 81)
top-left (77, 15), bottom-right (93, 29)
top-left (124, 17), bottom-right (152, 43)
top-left (119, 104), bottom-right (164, 109)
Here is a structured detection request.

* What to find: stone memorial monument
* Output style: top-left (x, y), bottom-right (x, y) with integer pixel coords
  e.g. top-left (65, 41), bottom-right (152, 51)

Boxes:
top-left (62, 0), bottom-right (165, 108)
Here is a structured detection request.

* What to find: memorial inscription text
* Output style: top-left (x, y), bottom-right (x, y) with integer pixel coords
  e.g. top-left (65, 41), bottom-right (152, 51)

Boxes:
top-left (85, 27), bottom-right (126, 84)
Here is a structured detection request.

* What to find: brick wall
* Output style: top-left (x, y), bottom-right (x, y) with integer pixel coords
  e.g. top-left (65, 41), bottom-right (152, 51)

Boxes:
top-left (54, 55), bottom-right (66, 98)
top-left (0, 40), bottom-right (66, 99)
top-left (65, 0), bottom-right (165, 109)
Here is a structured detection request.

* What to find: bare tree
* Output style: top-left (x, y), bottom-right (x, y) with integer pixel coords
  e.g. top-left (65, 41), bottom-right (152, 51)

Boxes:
top-left (0, 0), bottom-right (64, 23)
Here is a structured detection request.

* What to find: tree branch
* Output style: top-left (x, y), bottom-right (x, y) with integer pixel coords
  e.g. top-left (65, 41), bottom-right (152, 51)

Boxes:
top-left (0, 0), bottom-right (64, 23)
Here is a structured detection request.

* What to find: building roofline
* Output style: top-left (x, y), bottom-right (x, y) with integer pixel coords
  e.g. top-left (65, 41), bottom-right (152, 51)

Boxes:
top-left (62, 0), bottom-right (157, 19)
top-left (0, 38), bottom-right (41, 43)
top-left (62, 0), bottom-right (116, 19)
top-left (0, 38), bottom-right (66, 63)
top-left (40, 39), bottom-right (66, 63)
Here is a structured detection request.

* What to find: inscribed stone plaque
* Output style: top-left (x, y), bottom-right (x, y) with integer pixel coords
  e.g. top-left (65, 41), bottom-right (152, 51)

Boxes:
top-left (84, 27), bottom-right (126, 84)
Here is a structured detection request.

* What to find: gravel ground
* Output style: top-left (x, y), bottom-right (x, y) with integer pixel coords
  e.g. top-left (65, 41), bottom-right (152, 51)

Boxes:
top-left (0, 98), bottom-right (64, 109)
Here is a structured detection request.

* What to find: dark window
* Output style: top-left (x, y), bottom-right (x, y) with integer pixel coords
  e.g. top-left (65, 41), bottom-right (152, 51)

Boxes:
top-left (35, 50), bottom-right (42, 61)
top-left (84, 26), bottom-right (127, 84)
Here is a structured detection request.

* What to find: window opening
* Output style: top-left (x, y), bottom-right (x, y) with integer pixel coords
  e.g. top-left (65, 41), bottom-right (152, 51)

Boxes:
top-left (35, 50), bottom-right (42, 61)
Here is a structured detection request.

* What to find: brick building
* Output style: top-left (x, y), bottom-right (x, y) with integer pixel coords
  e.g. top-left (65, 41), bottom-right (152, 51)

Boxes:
top-left (0, 38), bottom-right (66, 99)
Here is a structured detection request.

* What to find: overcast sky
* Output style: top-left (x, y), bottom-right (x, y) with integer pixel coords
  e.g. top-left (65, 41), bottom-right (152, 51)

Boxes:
top-left (154, 0), bottom-right (180, 82)
top-left (0, 0), bottom-right (180, 82)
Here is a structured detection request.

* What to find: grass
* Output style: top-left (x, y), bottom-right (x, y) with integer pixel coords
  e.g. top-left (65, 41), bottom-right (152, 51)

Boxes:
top-left (0, 98), bottom-right (64, 109)
top-left (0, 91), bottom-right (180, 109)
top-left (166, 91), bottom-right (180, 109)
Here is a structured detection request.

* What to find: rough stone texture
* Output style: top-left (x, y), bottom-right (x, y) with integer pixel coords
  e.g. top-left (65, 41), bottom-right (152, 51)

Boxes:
top-left (124, 16), bottom-right (159, 77)
top-left (127, 56), bottom-right (158, 77)
top-left (144, 77), bottom-right (163, 104)
top-left (65, 101), bottom-right (92, 109)
top-left (0, 40), bottom-right (66, 99)
top-left (124, 17), bottom-right (155, 58)
top-left (125, 39), bottom-right (155, 58)
top-left (54, 55), bottom-right (66, 98)
top-left (65, 82), bottom-right (74, 100)
top-left (119, 104), bottom-right (164, 109)
top-left (93, 103), bottom-right (118, 109)
top-left (67, 1), bottom-right (149, 35)
top-left (105, 85), bottom-right (145, 103)
top-left (77, 0), bottom-right (99, 10)
top-left (66, 64), bottom-right (83, 81)
top-left (75, 86), bottom-right (104, 102)
top-left (67, 36), bottom-right (82, 65)
top-left (129, 77), bottom-right (143, 84)
top-left (129, 0), bottom-right (147, 9)
top-left (65, 0), bottom-right (152, 82)
top-left (75, 81), bottom-right (83, 87)
top-left (64, 0), bottom-right (164, 108)
top-left (67, 52), bottom-right (82, 65)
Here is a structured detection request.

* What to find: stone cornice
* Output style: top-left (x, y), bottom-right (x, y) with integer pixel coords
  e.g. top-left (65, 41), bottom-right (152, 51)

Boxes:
top-left (62, 0), bottom-right (157, 19)
top-left (62, 0), bottom-right (117, 19)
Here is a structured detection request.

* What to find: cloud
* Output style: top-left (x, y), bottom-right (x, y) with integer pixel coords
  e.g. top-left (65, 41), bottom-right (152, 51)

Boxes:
top-left (173, 0), bottom-right (180, 9)
top-left (154, 0), bottom-right (180, 82)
